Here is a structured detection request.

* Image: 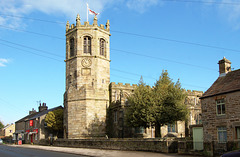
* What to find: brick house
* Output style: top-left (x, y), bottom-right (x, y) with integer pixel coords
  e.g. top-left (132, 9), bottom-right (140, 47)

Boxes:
top-left (200, 57), bottom-right (240, 154)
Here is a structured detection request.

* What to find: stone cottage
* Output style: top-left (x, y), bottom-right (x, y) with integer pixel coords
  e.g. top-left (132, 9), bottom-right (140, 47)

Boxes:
top-left (200, 57), bottom-right (240, 154)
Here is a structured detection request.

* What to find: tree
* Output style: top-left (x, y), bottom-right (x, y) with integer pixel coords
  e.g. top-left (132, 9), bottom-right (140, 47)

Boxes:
top-left (153, 70), bottom-right (188, 137)
top-left (45, 109), bottom-right (63, 136)
top-left (0, 121), bottom-right (4, 130)
top-left (125, 76), bottom-right (154, 128)
top-left (125, 71), bottom-right (188, 138)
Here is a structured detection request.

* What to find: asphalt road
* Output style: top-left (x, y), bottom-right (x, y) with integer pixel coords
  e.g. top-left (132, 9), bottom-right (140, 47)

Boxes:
top-left (0, 145), bottom-right (84, 157)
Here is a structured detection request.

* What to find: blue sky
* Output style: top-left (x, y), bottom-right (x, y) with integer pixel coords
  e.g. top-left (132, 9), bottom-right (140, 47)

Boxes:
top-left (0, 0), bottom-right (240, 125)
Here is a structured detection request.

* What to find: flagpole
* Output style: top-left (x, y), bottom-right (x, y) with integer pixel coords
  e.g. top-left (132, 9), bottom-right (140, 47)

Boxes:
top-left (86, 3), bottom-right (89, 22)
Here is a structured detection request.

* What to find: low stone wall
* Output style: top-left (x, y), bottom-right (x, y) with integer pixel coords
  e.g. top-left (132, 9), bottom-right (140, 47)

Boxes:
top-left (178, 139), bottom-right (193, 155)
top-left (40, 138), bottom-right (178, 153)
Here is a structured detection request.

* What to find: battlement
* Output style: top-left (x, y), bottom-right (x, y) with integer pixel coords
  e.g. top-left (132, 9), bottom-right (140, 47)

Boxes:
top-left (66, 14), bottom-right (110, 33)
top-left (110, 82), bottom-right (137, 89)
top-left (185, 89), bottom-right (203, 96)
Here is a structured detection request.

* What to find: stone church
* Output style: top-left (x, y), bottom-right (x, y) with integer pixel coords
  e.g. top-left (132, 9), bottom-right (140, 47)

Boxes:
top-left (63, 14), bottom-right (202, 139)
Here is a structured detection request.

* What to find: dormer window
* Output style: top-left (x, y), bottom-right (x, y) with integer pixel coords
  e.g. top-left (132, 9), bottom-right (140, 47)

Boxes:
top-left (100, 38), bottom-right (106, 57)
top-left (70, 38), bottom-right (74, 57)
top-left (84, 36), bottom-right (91, 54)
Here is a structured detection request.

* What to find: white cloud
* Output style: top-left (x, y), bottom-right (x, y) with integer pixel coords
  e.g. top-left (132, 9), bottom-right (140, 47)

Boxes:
top-left (0, 58), bottom-right (10, 67)
top-left (207, 0), bottom-right (240, 30)
top-left (0, 0), bottom-right (118, 27)
top-left (126, 0), bottom-right (159, 13)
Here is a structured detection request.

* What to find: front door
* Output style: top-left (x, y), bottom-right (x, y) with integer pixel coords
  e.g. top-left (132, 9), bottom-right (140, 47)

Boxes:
top-left (30, 135), bottom-right (33, 143)
top-left (193, 127), bottom-right (203, 150)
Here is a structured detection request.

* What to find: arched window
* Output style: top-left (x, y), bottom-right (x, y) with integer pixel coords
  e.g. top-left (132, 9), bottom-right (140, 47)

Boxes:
top-left (100, 38), bottom-right (106, 57)
top-left (70, 38), bottom-right (74, 57)
top-left (83, 36), bottom-right (91, 54)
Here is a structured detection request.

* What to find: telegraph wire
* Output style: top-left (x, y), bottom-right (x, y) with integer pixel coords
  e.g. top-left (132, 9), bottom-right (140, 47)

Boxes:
top-left (0, 38), bottom-right (64, 58)
top-left (0, 25), bottom-right (65, 40)
top-left (111, 30), bottom-right (240, 55)
top-left (1, 15), bottom-right (240, 55)
top-left (0, 14), bottom-right (65, 25)
top-left (0, 42), bottom-right (63, 62)
top-left (161, 0), bottom-right (240, 5)
top-left (111, 48), bottom-right (217, 71)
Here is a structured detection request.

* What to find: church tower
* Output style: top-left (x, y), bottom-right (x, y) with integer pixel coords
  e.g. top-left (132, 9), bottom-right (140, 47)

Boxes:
top-left (64, 14), bottom-right (110, 139)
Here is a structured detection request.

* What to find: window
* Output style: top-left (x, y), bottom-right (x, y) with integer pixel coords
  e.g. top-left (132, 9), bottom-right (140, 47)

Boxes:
top-left (168, 123), bottom-right (176, 132)
top-left (84, 36), bottom-right (91, 54)
top-left (70, 38), bottom-right (74, 57)
top-left (236, 127), bottom-right (240, 139)
top-left (216, 99), bottom-right (225, 115)
top-left (218, 127), bottom-right (227, 143)
top-left (135, 127), bottom-right (144, 134)
top-left (100, 38), bottom-right (106, 57)
top-left (114, 111), bottom-right (118, 123)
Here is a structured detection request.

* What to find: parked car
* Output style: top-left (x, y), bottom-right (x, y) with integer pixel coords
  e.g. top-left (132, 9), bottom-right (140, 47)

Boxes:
top-left (0, 139), bottom-right (3, 144)
top-left (221, 150), bottom-right (240, 157)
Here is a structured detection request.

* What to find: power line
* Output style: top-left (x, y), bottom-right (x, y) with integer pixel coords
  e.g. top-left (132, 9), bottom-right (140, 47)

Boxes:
top-left (0, 25), bottom-right (65, 40)
top-left (111, 48), bottom-right (217, 71)
top-left (2, 14), bottom-right (240, 55)
top-left (0, 42), bottom-right (63, 62)
top-left (0, 14), bottom-right (65, 25)
top-left (161, 0), bottom-right (240, 5)
top-left (0, 38), bottom-right (64, 58)
top-left (111, 30), bottom-right (240, 55)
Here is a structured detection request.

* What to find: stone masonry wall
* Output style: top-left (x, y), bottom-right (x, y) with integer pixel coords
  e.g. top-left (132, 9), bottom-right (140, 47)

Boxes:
top-left (201, 91), bottom-right (240, 153)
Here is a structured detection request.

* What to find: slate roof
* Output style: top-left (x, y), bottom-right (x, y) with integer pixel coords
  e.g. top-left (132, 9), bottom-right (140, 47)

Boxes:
top-left (201, 69), bottom-right (240, 99)
top-left (15, 106), bottom-right (63, 123)
top-left (28, 106), bottom-right (63, 120)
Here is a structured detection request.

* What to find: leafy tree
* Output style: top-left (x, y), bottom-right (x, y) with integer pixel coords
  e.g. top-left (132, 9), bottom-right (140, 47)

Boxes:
top-left (125, 76), bottom-right (154, 128)
top-left (0, 121), bottom-right (4, 130)
top-left (153, 70), bottom-right (188, 137)
top-left (125, 71), bottom-right (188, 138)
top-left (45, 109), bottom-right (63, 136)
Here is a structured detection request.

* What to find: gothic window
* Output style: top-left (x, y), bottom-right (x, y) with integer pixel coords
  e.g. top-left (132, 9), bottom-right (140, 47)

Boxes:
top-left (216, 99), bottom-right (225, 115)
top-left (100, 38), bottom-right (106, 57)
top-left (84, 36), bottom-right (91, 54)
top-left (70, 38), bottom-right (74, 57)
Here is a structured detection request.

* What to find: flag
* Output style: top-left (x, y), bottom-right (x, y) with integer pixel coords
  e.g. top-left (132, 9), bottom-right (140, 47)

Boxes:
top-left (87, 3), bottom-right (99, 16)
top-left (89, 9), bottom-right (99, 16)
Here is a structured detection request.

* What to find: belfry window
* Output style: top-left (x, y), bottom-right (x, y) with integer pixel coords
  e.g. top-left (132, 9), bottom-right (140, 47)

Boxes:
top-left (70, 38), bottom-right (74, 57)
top-left (100, 38), bottom-right (106, 57)
top-left (84, 36), bottom-right (91, 54)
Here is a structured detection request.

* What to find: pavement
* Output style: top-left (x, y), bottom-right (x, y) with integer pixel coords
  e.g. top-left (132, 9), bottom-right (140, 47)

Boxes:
top-left (8, 144), bottom-right (199, 157)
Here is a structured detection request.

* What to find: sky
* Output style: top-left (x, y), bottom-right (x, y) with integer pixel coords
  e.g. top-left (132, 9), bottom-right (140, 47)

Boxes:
top-left (0, 0), bottom-right (240, 125)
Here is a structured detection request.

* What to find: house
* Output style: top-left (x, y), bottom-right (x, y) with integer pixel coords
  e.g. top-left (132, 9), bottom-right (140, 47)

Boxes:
top-left (14, 103), bottom-right (63, 144)
top-left (0, 123), bottom-right (15, 137)
top-left (200, 57), bottom-right (240, 154)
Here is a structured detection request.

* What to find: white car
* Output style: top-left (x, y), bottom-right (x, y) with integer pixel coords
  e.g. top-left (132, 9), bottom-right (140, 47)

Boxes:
top-left (0, 139), bottom-right (3, 144)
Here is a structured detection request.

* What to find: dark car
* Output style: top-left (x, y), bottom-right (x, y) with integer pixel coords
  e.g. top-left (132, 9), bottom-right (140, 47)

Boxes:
top-left (221, 150), bottom-right (240, 157)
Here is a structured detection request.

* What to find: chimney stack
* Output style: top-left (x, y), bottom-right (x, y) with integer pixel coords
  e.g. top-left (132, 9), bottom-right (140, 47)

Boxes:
top-left (29, 108), bottom-right (36, 115)
top-left (218, 57), bottom-right (231, 77)
top-left (38, 102), bottom-right (48, 112)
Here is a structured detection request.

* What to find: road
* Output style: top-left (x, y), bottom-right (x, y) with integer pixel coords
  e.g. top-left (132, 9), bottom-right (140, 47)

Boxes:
top-left (0, 144), bottom-right (202, 157)
top-left (0, 145), bottom-right (84, 157)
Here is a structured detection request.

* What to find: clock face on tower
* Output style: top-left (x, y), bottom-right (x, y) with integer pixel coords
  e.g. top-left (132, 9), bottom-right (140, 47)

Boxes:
top-left (81, 58), bottom-right (92, 67)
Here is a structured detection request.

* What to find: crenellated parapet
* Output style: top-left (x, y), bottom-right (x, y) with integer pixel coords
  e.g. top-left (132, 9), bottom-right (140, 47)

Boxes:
top-left (66, 14), bottom-right (110, 34)
top-left (110, 82), bottom-right (137, 90)
top-left (185, 89), bottom-right (203, 97)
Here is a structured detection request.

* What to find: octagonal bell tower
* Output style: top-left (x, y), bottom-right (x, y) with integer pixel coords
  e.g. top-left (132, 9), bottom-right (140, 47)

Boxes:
top-left (64, 14), bottom-right (110, 139)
